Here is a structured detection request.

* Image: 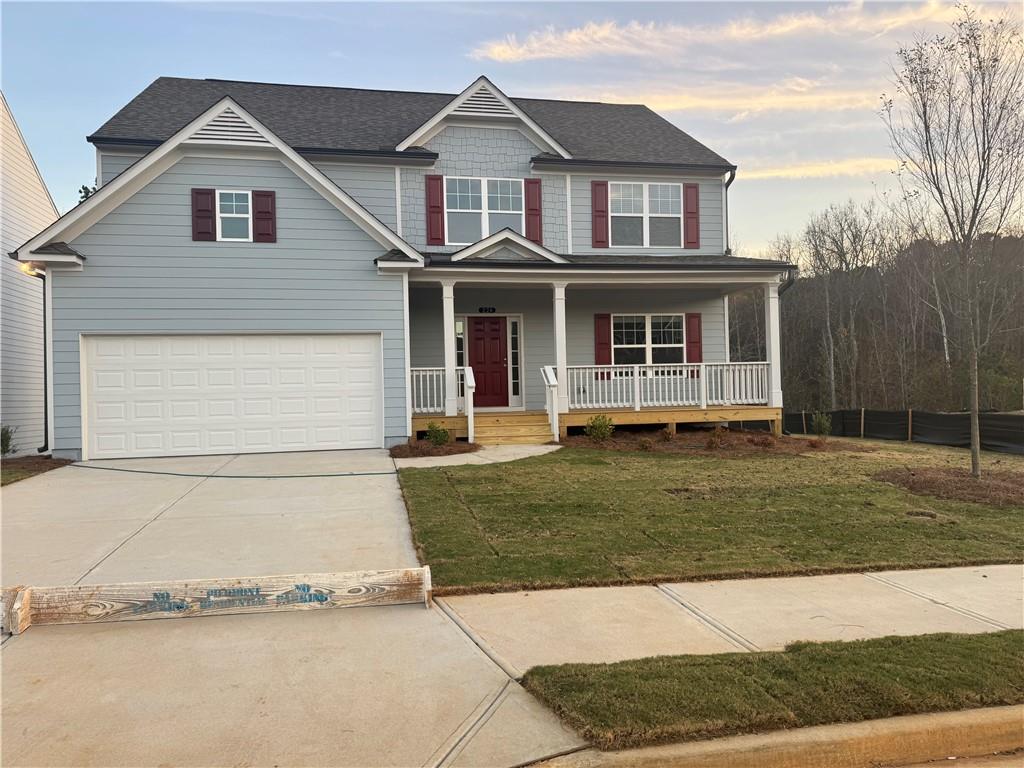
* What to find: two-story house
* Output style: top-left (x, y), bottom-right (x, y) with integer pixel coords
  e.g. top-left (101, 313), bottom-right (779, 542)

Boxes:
top-left (12, 76), bottom-right (791, 460)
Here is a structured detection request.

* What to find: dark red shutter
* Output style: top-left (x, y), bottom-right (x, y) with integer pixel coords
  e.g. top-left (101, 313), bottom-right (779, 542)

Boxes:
top-left (591, 180), bottom-right (609, 248)
top-left (684, 183), bottom-right (700, 249)
top-left (426, 175), bottom-right (445, 245)
top-left (524, 178), bottom-right (543, 245)
top-left (685, 313), bottom-right (703, 363)
top-left (191, 188), bottom-right (215, 241)
top-left (595, 314), bottom-right (612, 379)
top-left (253, 190), bottom-right (276, 243)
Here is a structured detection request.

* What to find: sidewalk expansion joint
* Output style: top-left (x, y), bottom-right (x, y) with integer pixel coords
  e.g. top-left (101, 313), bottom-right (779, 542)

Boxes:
top-left (656, 584), bottom-right (761, 652)
top-left (431, 679), bottom-right (512, 768)
top-left (863, 573), bottom-right (1009, 630)
top-left (434, 597), bottom-right (522, 679)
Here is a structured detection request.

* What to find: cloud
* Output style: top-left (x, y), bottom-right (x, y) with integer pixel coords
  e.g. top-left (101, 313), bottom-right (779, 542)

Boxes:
top-left (470, 2), bottom-right (964, 63)
top-left (741, 157), bottom-right (897, 180)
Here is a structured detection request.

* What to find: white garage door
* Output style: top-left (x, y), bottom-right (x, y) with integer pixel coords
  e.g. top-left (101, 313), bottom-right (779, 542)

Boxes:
top-left (83, 334), bottom-right (383, 459)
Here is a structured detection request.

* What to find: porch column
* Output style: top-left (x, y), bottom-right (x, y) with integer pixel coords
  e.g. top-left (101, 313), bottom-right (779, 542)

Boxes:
top-left (764, 282), bottom-right (783, 408)
top-left (441, 279), bottom-right (458, 416)
top-left (552, 281), bottom-right (569, 412)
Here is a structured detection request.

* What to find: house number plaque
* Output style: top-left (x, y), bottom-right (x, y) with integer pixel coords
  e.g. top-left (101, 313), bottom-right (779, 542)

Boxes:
top-left (477, 307), bottom-right (497, 313)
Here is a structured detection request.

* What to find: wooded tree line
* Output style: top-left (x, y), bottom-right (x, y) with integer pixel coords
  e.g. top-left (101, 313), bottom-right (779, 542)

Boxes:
top-left (728, 204), bottom-right (1023, 413)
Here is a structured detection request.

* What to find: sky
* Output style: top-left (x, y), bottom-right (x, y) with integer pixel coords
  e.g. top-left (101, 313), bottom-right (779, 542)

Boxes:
top-left (3, 1), bottom-right (1015, 254)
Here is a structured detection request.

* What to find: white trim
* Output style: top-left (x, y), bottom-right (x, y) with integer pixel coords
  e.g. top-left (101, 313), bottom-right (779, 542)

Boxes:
top-left (45, 271), bottom-right (55, 451)
top-left (722, 174), bottom-right (730, 253)
top-left (396, 76), bottom-right (571, 159)
top-left (394, 166), bottom-right (403, 238)
top-left (565, 173), bottom-right (573, 255)
top-left (95, 150), bottom-right (103, 190)
top-left (403, 271), bottom-right (412, 437)
top-left (15, 97), bottom-right (423, 265)
top-left (448, 229), bottom-right (568, 264)
top-left (214, 189), bottom-right (253, 242)
top-left (723, 294), bottom-right (731, 362)
top-left (78, 333), bottom-right (88, 461)
top-left (411, 269), bottom-right (788, 285)
top-left (444, 176), bottom-right (525, 246)
top-left (608, 181), bottom-right (683, 248)
top-left (462, 313), bottom-right (526, 411)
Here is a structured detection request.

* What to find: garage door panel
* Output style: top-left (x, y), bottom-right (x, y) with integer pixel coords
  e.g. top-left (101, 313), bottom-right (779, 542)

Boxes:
top-left (84, 334), bottom-right (382, 459)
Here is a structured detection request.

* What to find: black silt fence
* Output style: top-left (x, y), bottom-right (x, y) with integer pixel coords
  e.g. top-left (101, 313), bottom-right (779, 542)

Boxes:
top-left (786, 409), bottom-right (1023, 456)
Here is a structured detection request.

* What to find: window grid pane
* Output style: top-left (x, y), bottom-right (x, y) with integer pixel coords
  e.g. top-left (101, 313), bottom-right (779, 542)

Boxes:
top-left (487, 179), bottom-right (523, 212)
top-left (651, 315), bottom-right (684, 346)
top-left (447, 178), bottom-right (481, 211)
top-left (649, 184), bottom-right (681, 215)
top-left (610, 183), bottom-right (644, 214)
top-left (613, 315), bottom-right (646, 346)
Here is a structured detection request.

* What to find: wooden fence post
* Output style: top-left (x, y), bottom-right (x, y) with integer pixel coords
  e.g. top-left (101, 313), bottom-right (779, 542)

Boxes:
top-left (908, 409), bottom-right (913, 442)
top-left (801, 410), bottom-right (807, 434)
top-left (860, 408), bottom-right (865, 438)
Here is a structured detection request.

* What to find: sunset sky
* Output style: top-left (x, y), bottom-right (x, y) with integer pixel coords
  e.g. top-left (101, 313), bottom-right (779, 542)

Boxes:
top-left (4, 1), bottom-right (1011, 253)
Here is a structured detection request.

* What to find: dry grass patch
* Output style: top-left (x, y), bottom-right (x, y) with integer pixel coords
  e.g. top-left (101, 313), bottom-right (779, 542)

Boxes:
top-left (562, 427), bottom-right (870, 457)
top-left (389, 440), bottom-right (480, 459)
top-left (1, 455), bottom-right (74, 486)
top-left (874, 467), bottom-right (1024, 508)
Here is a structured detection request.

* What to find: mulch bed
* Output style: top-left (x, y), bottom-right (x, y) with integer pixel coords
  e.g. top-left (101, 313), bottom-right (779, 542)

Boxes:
top-left (874, 466), bottom-right (1024, 508)
top-left (1, 455), bottom-right (74, 485)
top-left (562, 428), bottom-right (870, 457)
top-left (389, 440), bottom-right (481, 458)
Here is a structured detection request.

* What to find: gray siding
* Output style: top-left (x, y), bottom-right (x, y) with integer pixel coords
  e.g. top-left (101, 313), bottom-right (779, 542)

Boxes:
top-left (409, 285), bottom-right (725, 410)
top-left (401, 126), bottom-right (569, 254)
top-left (99, 150), bottom-right (146, 185)
top-left (570, 175), bottom-right (724, 256)
top-left (55, 155), bottom-right (407, 457)
top-left (315, 162), bottom-right (397, 232)
top-left (1, 97), bottom-right (57, 456)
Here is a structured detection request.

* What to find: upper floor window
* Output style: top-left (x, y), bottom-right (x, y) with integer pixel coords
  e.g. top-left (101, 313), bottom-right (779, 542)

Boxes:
top-left (609, 182), bottom-right (681, 247)
top-left (217, 190), bottom-right (252, 242)
top-left (445, 177), bottom-right (524, 245)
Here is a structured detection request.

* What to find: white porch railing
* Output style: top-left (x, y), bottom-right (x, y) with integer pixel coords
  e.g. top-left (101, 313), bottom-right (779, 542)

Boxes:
top-left (541, 365), bottom-right (560, 442)
top-left (410, 367), bottom-right (466, 414)
top-left (462, 367), bottom-right (476, 443)
top-left (566, 362), bottom-right (770, 410)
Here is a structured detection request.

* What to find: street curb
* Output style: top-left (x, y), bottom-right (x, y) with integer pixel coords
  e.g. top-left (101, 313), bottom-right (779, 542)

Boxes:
top-left (533, 705), bottom-right (1024, 768)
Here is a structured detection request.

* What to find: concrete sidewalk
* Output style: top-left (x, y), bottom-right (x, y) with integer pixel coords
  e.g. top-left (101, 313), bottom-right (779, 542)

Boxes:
top-left (440, 565), bottom-right (1023, 676)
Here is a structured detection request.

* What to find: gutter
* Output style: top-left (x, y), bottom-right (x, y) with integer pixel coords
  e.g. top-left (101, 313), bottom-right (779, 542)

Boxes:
top-left (531, 156), bottom-right (737, 174)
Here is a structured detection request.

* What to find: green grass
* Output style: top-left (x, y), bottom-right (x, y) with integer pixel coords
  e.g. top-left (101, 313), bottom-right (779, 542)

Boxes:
top-left (1, 469), bottom-right (35, 486)
top-left (522, 631), bottom-right (1024, 750)
top-left (398, 439), bottom-right (1024, 592)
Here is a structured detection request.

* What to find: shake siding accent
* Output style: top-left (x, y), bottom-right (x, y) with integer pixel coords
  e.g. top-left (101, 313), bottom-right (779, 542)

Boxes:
top-left (409, 286), bottom-right (727, 410)
top-left (1, 97), bottom-right (57, 456)
top-left (400, 126), bottom-right (568, 253)
top-left (99, 151), bottom-right (147, 185)
top-left (570, 175), bottom-right (725, 256)
top-left (54, 155), bottom-right (407, 458)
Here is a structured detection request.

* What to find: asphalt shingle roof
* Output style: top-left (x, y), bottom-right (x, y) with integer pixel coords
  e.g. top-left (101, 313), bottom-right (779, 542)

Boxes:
top-left (88, 77), bottom-right (733, 168)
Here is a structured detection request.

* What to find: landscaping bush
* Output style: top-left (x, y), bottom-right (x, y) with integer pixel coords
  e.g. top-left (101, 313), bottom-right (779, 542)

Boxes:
top-left (811, 410), bottom-right (832, 436)
top-left (660, 427), bottom-right (674, 442)
top-left (583, 415), bottom-right (614, 442)
top-left (1, 425), bottom-right (16, 457)
top-left (425, 422), bottom-right (451, 446)
top-left (637, 437), bottom-right (655, 452)
top-left (704, 425), bottom-right (726, 450)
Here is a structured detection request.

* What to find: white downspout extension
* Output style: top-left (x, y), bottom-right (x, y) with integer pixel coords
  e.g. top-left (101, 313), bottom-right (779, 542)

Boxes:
top-left (441, 279), bottom-right (458, 416)
top-left (552, 281), bottom-right (569, 413)
top-left (764, 282), bottom-right (783, 408)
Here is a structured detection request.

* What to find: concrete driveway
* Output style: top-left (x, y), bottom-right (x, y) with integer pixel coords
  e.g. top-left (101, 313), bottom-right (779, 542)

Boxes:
top-left (1, 451), bottom-right (585, 767)
top-left (2, 450), bottom-right (417, 585)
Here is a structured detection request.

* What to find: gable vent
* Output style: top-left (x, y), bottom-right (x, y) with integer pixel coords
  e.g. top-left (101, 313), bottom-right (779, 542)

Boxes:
top-left (185, 107), bottom-right (272, 146)
top-left (451, 86), bottom-right (515, 118)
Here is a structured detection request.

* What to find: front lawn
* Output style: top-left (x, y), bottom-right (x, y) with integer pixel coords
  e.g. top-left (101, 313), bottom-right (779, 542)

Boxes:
top-left (398, 436), bottom-right (1024, 593)
top-left (522, 630), bottom-right (1024, 750)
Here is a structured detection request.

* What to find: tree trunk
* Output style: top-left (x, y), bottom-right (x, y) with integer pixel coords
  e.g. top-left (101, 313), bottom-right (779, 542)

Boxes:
top-left (824, 281), bottom-right (837, 410)
top-left (968, 320), bottom-right (982, 479)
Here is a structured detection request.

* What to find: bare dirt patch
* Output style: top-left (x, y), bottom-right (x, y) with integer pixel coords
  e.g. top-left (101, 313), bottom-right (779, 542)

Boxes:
top-left (1, 455), bottom-right (74, 486)
top-left (389, 440), bottom-right (480, 459)
top-left (562, 427), bottom-right (872, 457)
top-left (874, 467), bottom-right (1024, 508)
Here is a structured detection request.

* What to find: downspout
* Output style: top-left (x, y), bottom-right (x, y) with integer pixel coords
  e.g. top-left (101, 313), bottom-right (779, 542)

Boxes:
top-left (723, 169), bottom-right (736, 255)
top-left (31, 268), bottom-right (49, 454)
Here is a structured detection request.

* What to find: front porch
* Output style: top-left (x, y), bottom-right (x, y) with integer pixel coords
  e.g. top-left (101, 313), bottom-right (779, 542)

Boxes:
top-left (406, 258), bottom-right (785, 445)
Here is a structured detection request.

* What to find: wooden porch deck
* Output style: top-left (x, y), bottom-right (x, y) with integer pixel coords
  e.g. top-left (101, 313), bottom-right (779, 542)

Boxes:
top-left (412, 405), bottom-right (782, 445)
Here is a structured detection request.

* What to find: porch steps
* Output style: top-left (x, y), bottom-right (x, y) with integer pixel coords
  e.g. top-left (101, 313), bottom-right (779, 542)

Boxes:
top-left (473, 412), bottom-right (552, 446)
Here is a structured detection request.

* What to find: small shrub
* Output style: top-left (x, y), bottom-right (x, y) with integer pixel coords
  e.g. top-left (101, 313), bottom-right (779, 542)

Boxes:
top-left (810, 411), bottom-right (832, 437)
top-left (1, 425), bottom-right (16, 457)
top-left (746, 433), bottom-right (776, 448)
top-left (638, 437), bottom-right (655, 452)
top-left (584, 415), bottom-right (614, 442)
top-left (425, 422), bottom-right (451, 446)
top-left (659, 427), bottom-right (674, 442)
top-left (705, 425), bottom-right (726, 450)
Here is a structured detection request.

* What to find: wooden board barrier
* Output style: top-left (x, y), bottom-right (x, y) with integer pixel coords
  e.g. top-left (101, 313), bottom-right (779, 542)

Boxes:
top-left (0, 567), bottom-right (430, 635)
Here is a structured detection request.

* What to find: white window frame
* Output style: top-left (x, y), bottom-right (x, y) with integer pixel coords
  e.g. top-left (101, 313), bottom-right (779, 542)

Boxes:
top-left (608, 182), bottom-right (683, 248)
top-left (216, 189), bottom-right (253, 242)
top-left (444, 176), bottom-right (525, 246)
top-left (611, 313), bottom-right (687, 365)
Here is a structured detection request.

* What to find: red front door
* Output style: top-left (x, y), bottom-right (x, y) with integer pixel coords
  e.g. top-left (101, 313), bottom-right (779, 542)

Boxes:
top-left (469, 317), bottom-right (509, 407)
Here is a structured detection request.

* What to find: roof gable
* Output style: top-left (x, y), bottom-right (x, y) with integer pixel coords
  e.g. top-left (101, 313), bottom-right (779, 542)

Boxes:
top-left (449, 230), bottom-right (568, 264)
top-left (16, 97), bottom-right (422, 265)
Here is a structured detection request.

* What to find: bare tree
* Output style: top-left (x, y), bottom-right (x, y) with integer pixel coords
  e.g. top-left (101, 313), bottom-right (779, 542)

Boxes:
top-left (881, 5), bottom-right (1024, 477)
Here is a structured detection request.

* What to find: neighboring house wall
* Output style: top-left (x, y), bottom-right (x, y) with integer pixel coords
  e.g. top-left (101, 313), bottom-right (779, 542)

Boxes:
top-left (1, 95), bottom-right (57, 456)
top-left (52, 155), bottom-right (407, 459)
top-left (98, 150), bottom-right (147, 185)
top-left (409, 285), bottom-right (726, 410)
top-left (401, 125), bottom-right (569, 254)
top-left (569, 175), bottom-right (724, 256)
